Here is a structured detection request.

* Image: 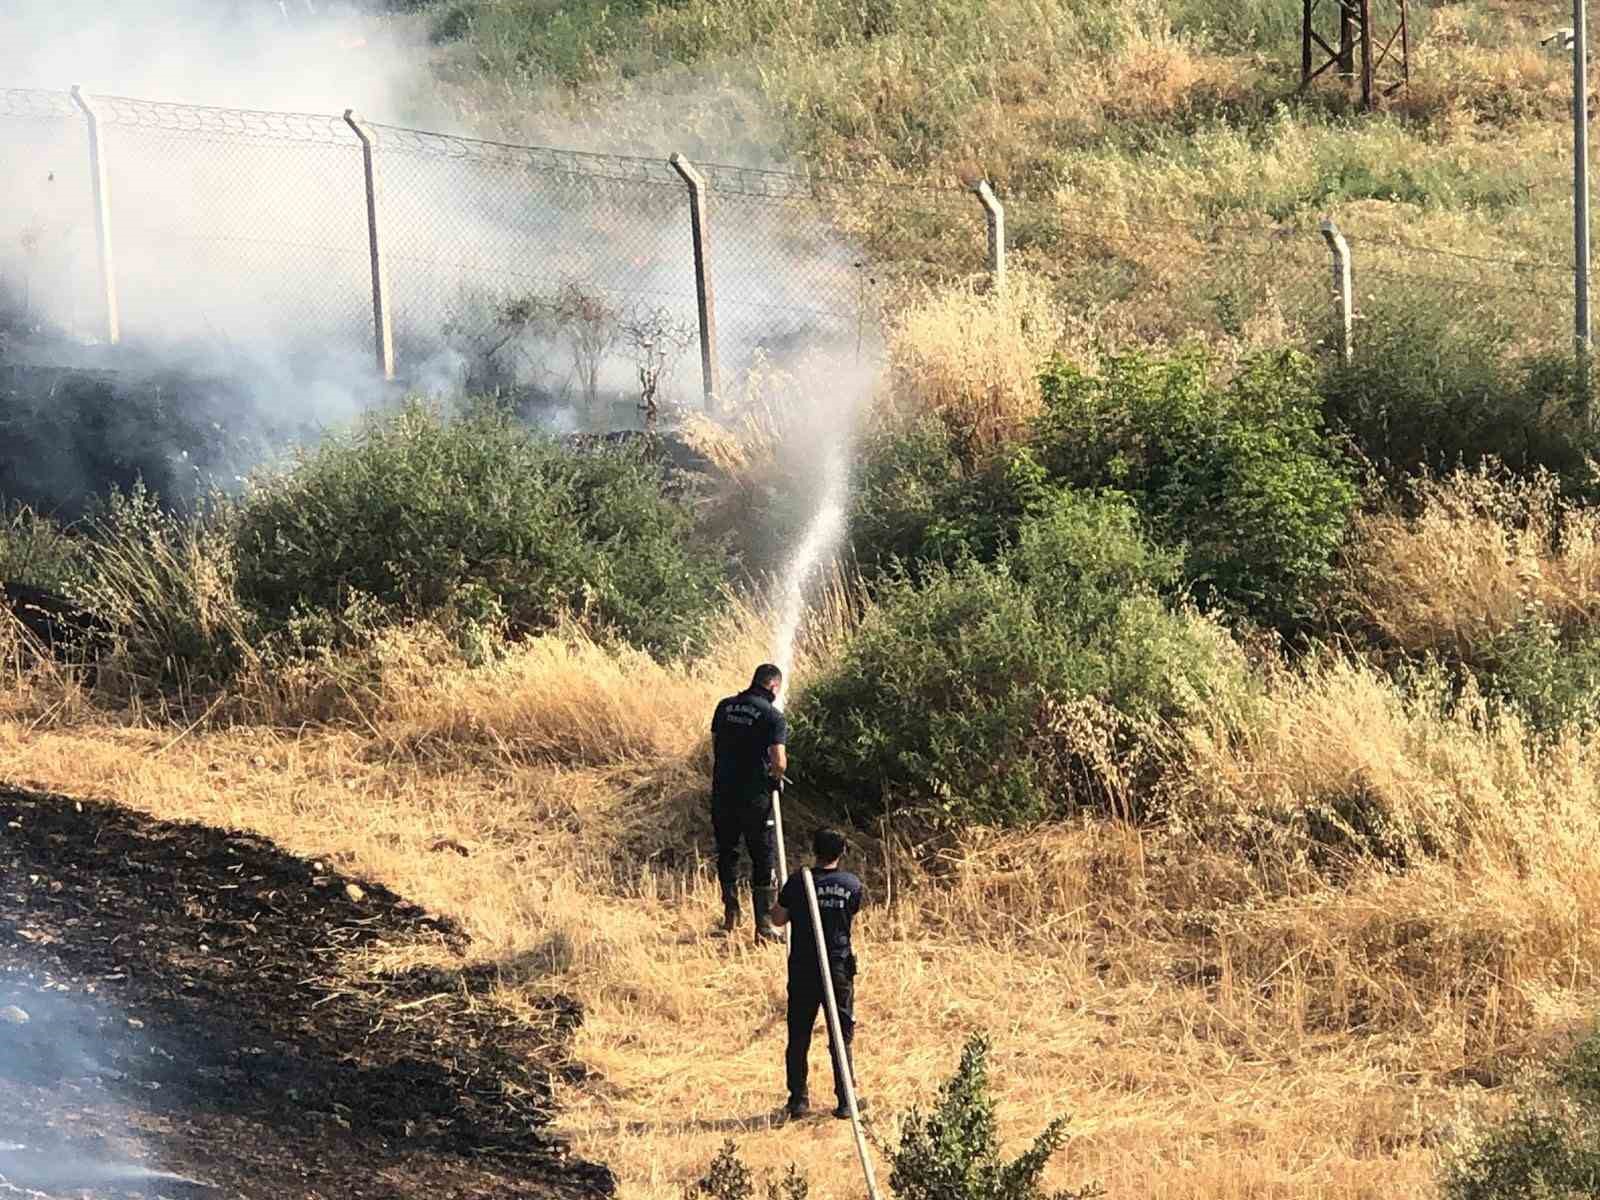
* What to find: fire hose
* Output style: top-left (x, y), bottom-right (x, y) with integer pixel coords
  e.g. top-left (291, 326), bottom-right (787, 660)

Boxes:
top-left (771, 787), bottom-right (789, 946)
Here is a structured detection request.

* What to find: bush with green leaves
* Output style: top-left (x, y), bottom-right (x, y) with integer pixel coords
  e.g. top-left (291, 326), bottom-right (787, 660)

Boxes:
top-left (1440, 1025), bottom-right (1600, 1200)
top-left (0, 502), bottom-right (81, 591)
top-left (891, 1034), bottom-right (1099, 1200)
top-left (1475, 613), bottom-right (1600, 734)
top-left (686, 1034), bottom-right (1096, 1200)
top-left (233, 401), bottom-right (724, 658)
top-left (1035, 347), bottom-right (1357, 631)
top-left (1005, 486), bottom-right (1180, 634)
top-left (848, 418), bottom-right (1054, 584)
top-left (686, 1142), bottom-right (809, 1200)
top-left (792, 489), bottom-right (1246, 825)
top-left (1320, 295), bottom-right (1595, 488)
top-left (850, 347), bottom-right (1357, 635)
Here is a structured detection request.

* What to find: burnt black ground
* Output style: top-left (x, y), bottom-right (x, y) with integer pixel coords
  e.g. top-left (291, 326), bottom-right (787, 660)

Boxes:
top-left (0, 787), bottom-right (615, 1199)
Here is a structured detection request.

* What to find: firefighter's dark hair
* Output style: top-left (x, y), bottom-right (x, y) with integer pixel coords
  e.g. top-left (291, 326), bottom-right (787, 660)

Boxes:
top-left (751, 663), bottom-right (783, 690)
top-left (813, 828), bottom-right (846, 863)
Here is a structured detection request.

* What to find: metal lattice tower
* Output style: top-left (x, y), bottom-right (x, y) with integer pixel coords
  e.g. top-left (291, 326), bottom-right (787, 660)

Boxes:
top-left (1300, 0), bottom-right (1412, 110)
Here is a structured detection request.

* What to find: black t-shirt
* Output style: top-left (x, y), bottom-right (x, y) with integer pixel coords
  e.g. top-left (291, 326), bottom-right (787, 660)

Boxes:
top-left (711, 686), bottom-right (787, 796)
top-left (779, 867), bottom-right (863, 964)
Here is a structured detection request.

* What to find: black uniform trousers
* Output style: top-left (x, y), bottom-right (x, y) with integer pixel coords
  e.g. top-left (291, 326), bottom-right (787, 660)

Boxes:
top-left (711, 788), bottom-right (776, 903)
top-left (785, 954), bottom-right (857, 1106)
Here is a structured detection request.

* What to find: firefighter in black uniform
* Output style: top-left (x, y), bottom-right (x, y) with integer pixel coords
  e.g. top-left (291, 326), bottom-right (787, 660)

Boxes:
top-left (710, 664), bottom-right (788, 941)
top-left (770, 827), bottom-right (866, 1120)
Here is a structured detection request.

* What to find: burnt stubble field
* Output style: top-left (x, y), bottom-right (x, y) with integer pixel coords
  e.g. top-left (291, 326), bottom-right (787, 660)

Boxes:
top-left (0, 788), bottom-right (614, 1199)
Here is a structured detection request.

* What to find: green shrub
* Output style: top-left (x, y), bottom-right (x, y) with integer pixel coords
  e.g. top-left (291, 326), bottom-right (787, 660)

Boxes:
top-left (0, 502), bottom-right (81, 591)
top-left (1440, 1025), bottom-right (1600, 1200)
top-left (233, 401), bottom-right (723, 658)
top-left (689, 1142), bottom-right (757, 1200)
top-left (686, 1141), bottom-right (809, 1200)
top-left (685, 1034), bottom-right (1096, 1200)
top-left (792, 491), bottom-right (1243, 824)
top-left (847, 417), bottom-right (963, 578)
top-left (1320, 297), bottom-right (1595, 487)
top-left (848, 418), bottom-right (1054, 584)
top-left (1476, 613), bottom-right (1600, 734)
top-left (793, 561), bottom-right (1081, 824)
top-left (855, 347), bottom-right (1354, 634)
top-left (1007, 488), bottom-right (1181, 635)
top-left (1035, 347), bottom-right (1357, 630)
top-left (890, 1034), bottom-right (1099, 1200)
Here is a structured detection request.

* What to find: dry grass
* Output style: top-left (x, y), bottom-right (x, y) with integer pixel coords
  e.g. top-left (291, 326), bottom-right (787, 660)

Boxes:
top-left (1175, 653), bottom-right (1600, 1047)
top-left (882, 271), bottom-right (1079, 456)
top-left (5, 606), bottom-right (1600, 1200)
top-left (421, 0), bottom-right (1587, 361)
top-left (1339, 464), bottom-right (1600, 659)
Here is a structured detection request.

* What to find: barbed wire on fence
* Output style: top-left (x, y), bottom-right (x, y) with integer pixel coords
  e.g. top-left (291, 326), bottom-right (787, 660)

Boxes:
top-left (90, 94), bottom-right (352, 145)
top-left (0, 89), bottom-right (78, 120)
top-left (370, 122), bottom-right (687, 188)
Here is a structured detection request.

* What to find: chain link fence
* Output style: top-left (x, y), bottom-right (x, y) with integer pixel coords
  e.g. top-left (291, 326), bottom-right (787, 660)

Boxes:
top-left (0, 90), bottom-right (98, 343)
top-left (94, 94), bottom-right (372, 355)
top-left (0, 86), bottom-right (1583, 425)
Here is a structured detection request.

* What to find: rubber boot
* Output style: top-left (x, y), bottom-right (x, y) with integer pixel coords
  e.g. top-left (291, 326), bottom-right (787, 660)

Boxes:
top-left (754, 886), bottom-right (783, 943)
top-left (721, 895), bottom-right (740, 934)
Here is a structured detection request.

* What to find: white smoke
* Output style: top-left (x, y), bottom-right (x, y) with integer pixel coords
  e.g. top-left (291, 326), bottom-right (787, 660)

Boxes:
top-left (0, 987), bottom-right (209, 1191)
top-left (0, 0), bottom-right (887, 642)
top-left (2, 1), bottom-right (441, 122)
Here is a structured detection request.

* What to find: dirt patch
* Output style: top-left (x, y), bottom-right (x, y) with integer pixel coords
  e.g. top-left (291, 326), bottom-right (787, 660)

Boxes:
top-left (0, 787), bottom-right (615, 1199)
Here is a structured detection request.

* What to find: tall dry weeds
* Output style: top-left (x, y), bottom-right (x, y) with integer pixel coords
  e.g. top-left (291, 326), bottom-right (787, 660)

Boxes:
top-left (883, 271), bottom-right (1078, 458)
top-left (7, 611), bottom-right (1600, 1200)
top-left (1166, 652), bottom-right (1600, 1051)
top-left (1339, 463), bottom-right (1600, 659)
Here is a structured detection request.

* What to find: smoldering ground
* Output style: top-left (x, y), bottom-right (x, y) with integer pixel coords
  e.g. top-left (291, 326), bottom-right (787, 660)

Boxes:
top-left (0, 787), bottom-right (613, 1198)
top-left (0, 989), bottom-right (220, 1195)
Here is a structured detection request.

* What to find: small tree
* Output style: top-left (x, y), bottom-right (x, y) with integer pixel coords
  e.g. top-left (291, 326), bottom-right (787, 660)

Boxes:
top-left (687, 1036), bottom-right (1095, 1200)
top-left (550, 281), bottom-right (620, 416)
top-left (619, 303), bottom-right (695, 425)
top-left (889, 1035), bottom-right (1100, 1200)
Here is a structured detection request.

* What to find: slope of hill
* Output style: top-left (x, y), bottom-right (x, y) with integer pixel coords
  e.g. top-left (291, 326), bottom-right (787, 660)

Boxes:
top-left (423, 0), bottom-right (1572, 256)
top-left (6, 3), bottom-right (1600, 1199)
top-left (392, 0), bottom-right (1586, 373)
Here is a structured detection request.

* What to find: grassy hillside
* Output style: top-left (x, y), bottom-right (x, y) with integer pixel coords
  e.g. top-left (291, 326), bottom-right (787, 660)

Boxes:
top-left (426, 0), bottom-right (1562, 195)
top-left (408, 0), bottom-right (1582, 359)
top-left (12, 592), bottom-right (1597, 1200)
top-left (7, 300), bottom-right (1600, 1200)
top-left (7, 3), bottom-right (1600, 1198)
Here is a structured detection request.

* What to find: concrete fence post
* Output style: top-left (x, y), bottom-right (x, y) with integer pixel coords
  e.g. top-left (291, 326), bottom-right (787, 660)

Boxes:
top-left (1572, 0), bottom-right (1593, 409)
top-left (669, 153), bottom-right (721, 415)
top-left (1319, 217), bottom-right (1354, 365)
top-left (68, 86), bottom-right (120, 346)
top-left (343, 110), bottom-right (395, 382)
top-left (973, 181), bottom-right (1006, 294)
